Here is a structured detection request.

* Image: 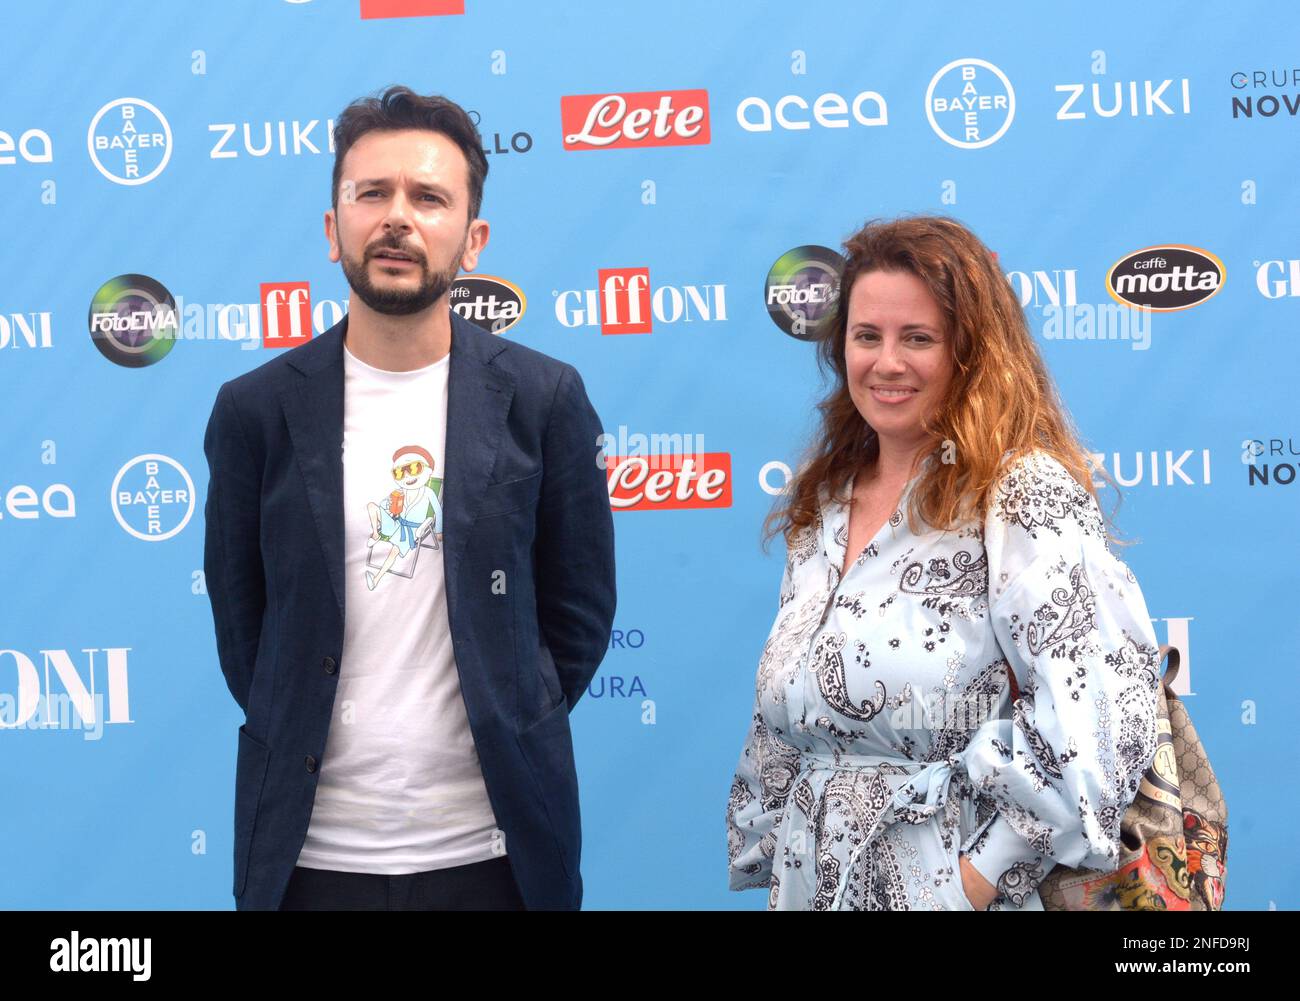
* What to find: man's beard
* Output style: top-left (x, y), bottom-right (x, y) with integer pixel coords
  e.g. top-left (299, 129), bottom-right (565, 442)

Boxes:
top-left (340, 232), bottom-right (465, 316)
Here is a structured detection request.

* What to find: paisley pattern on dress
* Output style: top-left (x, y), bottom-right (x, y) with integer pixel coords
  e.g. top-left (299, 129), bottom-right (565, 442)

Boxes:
top-left (727, 449), bottom-right (1161, 910)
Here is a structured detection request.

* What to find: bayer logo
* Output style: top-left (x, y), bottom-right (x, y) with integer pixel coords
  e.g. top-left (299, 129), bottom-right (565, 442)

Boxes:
top-left (925, 59), bottom-right (1016, 150)
top-left (86, 97), bottom-right (173, 185)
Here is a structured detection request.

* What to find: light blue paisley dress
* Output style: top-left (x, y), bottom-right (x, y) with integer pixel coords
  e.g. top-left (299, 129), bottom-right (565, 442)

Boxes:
top-left (726, 450), bottom-right (1162, 910)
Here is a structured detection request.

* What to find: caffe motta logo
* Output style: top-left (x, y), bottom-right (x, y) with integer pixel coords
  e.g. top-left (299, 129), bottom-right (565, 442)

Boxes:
top-left (450, 275), bottom-right (526, 334)
top-left (1106, 245), bottom-right (1224, 311)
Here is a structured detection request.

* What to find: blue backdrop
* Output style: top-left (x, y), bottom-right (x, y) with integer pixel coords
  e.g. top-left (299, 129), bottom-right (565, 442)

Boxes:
top-left (1, 0), bottom-right (1295, 909)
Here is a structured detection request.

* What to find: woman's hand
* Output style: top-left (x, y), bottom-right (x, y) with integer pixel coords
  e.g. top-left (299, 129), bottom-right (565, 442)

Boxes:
top-left (958, 853), bottom-right (999, 910)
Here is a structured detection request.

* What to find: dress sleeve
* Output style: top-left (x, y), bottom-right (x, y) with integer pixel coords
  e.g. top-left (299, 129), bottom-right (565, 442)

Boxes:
top-left (727, 555), bottom-right (803, 892)
top-left (959, 452), bottom-right (1162, 906)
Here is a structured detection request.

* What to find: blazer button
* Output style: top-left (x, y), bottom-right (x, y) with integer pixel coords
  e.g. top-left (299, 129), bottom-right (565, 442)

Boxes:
top-left (323, 656), bottom-right (337, 675)
top-left (305, 755), bottom-right (318, 773)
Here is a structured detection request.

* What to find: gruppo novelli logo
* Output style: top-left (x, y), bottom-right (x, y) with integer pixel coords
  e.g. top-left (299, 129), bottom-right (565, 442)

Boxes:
top-left (111, 455), bottom-right (195, 542)
top-left (450, 275), bottom-right (526, 334)
top-left (88, 275), bottom-right (178, 368)
top-left (764, 245), bottom-right (844, 341)
top-left (925, 58), bottom-right (1015, 149)
top-left (86, 98), bottom-right (172, 185)
top-left (1106, 246), bottom-right (1225, 311)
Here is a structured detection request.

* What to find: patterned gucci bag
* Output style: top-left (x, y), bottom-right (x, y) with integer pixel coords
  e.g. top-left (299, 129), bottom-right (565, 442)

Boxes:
top-left (1034, 645), bottom-right (1228, 910)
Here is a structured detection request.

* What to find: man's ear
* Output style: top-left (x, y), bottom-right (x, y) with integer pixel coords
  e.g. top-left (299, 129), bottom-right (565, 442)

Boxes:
top-left (325, 208), bottom-right (341, 263)
top-left (459, 218), bottom-right (490, 273)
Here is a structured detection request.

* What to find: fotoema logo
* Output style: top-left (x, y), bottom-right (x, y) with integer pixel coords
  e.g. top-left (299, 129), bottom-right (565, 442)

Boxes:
top-left (1106, 245), bottom-right (1225, 311)
top-left (764, 245), bottom-right (844, 341)
top-left (87, 275), bottom-right (178, 368)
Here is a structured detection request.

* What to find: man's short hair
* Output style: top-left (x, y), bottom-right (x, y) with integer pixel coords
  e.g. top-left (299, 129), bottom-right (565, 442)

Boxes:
top-left (331, 85), bottom-right (489, 221)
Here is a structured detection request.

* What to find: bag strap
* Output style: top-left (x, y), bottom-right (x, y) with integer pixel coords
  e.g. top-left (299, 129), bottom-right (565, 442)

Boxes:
top-left (1159, 644), bottom-right (1180, 690)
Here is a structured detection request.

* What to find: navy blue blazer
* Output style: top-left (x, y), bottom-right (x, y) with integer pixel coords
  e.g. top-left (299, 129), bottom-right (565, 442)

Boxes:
top-left (202, 308), bottom-right (616, 910)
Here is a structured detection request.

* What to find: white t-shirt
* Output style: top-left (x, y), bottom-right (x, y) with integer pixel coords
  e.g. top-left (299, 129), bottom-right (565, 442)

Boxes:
top-left (296, 340), bottom-right (502, 874)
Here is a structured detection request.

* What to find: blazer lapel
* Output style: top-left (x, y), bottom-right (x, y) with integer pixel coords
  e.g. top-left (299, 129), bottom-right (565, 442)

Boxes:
top-left (443, 310), bottom-right (515, 588)
top-left (280, 320), bottom-right (346, 619)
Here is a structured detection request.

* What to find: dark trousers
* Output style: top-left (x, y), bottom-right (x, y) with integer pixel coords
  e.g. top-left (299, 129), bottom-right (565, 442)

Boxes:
top-left (278, 856), bottom-right (526, 911)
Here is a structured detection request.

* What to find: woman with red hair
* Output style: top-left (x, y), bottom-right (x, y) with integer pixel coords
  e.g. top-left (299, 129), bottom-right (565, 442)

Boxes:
top-left (726, 216), bottom-right (1161, 910)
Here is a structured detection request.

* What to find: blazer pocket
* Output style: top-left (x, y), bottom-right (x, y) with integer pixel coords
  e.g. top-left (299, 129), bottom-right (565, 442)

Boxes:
top-left (476, 470), bottom-right (542, 520)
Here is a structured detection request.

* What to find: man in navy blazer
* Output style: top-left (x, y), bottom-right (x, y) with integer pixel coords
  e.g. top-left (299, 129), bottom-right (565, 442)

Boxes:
top-left (202, 87), bottom-right (615, 911)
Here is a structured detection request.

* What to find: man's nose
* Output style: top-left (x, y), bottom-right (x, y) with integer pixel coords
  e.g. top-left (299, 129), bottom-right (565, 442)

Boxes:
top-left (383, 191), bottom-right (414, 232)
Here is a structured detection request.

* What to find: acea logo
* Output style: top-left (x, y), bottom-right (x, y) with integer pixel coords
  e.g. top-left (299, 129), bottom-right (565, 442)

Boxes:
top-left (1106, 246), bottom-right (1225, 311)
top-left (86, 98), bottom-right (172, 185)
top-left (0, 126), bottom-right (53, 165)
top-left (111, 455), bottom-right (195, 541)
top-left (88, 275), bottom-right (178, 367)
top-left (765, 245), bottom-right (844, 341)
top-left (450, 275), bottom-right (526, 334)
top-left (926, 58), bottom-right (1015, 149)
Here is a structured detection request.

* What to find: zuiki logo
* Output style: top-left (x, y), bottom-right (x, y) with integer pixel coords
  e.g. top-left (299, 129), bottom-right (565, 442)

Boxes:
top-left (1056, 78), bottom-right (1191, 120)
top-left (1089, 449), bottom-right (1212, 487)
top-left (210, 118), bottom-right (335, 159)
top-left (925, 58), bottom-right (1015, 149)
top-left (764, 245), bottom-right (844, 340)
top-left (1106, 246), bottom-right (1224, 311)
top-left (88, 275), bottom-right (178, 367)
top-left (561, 90), bottom-right (710, 151)
top-left (111, 455), bottom-right (195, 541)
top-left (554, 268), bottom-right (727, 334)
top-left (87, 98), bottom-right (172, 185)
top-left (450, 275), bottom-right (526, 334)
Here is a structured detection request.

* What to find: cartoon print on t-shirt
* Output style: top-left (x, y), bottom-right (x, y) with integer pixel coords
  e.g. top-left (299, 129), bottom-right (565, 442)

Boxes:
top-left (364, 444), bottom-right (444, 591)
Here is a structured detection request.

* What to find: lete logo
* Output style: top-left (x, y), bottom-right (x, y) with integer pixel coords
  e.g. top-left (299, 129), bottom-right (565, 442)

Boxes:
top-left (606, 453), bottom-right (732, 510)
top-left (562, 90), bottom-right (710, 151)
